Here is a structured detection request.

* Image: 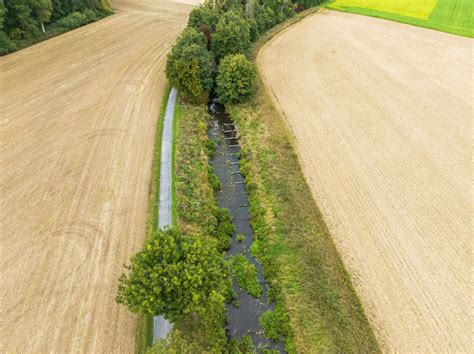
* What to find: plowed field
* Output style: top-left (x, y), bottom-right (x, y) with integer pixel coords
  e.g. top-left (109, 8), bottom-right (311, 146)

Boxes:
top-left (0, 0), bottom-right (196, 351)
top-left (259, 10), bottom-right (472, 352)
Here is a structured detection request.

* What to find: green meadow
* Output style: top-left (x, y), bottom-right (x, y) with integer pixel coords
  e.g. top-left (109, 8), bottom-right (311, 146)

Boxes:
top-left (327, 0), bottom-right (473, 37)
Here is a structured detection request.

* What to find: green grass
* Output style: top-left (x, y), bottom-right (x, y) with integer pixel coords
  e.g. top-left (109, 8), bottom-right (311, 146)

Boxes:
top-left (226, 8), bottom-right (380, 352)
top-left (326, 0), bottom-right (474, 37)
top-left (232, 255), bottom-right (262, 298)
top-left (135, 85), bottom-right (171, 354)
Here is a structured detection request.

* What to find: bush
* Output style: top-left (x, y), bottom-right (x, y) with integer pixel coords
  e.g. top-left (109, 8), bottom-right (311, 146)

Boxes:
top-left (166, 29), bottom-right (214, 102)
top-left (232, 255), bottom-right (262, 297)
top-left (212, 207), bottom-right (235, 251)
top-left (258, 304), bottom-right (292, 341)
top-left (216, 54), bottom-right (256, 104)
top-left (188, 4), bottom-right (220, 32)
top-left (53, 10), bottom-right (97, 30)
top-left (149, 329), bottom-right (205, 353)
top-left (0, 30), bottom-right (16, 55)
top-left (211, 10), bottom-right (250, 61)
top-left (116, 228), bottom-right (228, 322)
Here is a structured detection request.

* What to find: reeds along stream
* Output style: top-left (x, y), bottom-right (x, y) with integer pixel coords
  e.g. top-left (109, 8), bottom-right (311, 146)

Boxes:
top-left (208, 100), bottom-right (284, 353)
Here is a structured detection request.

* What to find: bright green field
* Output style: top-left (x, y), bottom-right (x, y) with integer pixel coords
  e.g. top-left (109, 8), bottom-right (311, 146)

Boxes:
top-left (327, 0), bottom-right (474, 37)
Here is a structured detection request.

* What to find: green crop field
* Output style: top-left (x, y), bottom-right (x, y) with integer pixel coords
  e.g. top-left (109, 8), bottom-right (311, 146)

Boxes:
top-left (327, 0), bottom-right (474, 37)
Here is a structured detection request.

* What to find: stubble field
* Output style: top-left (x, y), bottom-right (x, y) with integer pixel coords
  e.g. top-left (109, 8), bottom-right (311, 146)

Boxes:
top-left (0, 0), bottom-right (196, 351)
top-left (259, 9), bottom-right (472, 352)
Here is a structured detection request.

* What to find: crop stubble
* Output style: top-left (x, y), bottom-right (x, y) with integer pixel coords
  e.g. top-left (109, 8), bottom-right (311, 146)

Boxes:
top-left (0, 0), bottom-right (197, 352)
top-left (258, 10), bottom-right (472, 353)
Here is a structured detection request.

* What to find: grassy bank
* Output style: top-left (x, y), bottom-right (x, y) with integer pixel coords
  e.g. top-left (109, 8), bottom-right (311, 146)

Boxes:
top-left (227, 9), bottom-right (380, 352)
top-left (135, 85), bottom-right (171, 354)
top-left (326, 0), bottom-right (473, 37)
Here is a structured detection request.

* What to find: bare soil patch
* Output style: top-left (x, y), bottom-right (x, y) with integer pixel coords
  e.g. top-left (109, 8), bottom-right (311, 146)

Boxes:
top-left (0, 0), bottom-right (197, 351)
top-left (258, 10), bottom-right (472, 352)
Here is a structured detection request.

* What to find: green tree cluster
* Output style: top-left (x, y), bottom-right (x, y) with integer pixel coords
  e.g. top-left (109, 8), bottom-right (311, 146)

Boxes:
top-left (165, 27), bottom-right (214, 102)
top-left (216, 53), bottom-right (256, 104)
top-left (116, 227), bottom-right (228, 322)
top-left (1, 0), bottom-right (110, 54)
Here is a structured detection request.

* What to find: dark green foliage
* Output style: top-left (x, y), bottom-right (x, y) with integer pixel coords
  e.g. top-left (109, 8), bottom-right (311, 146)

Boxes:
top-left (247, 18), bottom-right (258, 41)
top-left (188, 4), bottom-right (220, 31)
top-left (216, 53), bottom-right (256, 104)
top-left (1, 0), bottom-right (109, 55)
top-left (212, 207), bottom-right (234, 251)
top-left (211, 10), bottom-right (250, 61)
top-left (116, 227), bottom-right (228, 322)
top-left (166, 28), bottom-right (214, 102)
top-left (259, 304), bottom-right (292, 341)
top-left (232, 255), bottom-right (262, 297)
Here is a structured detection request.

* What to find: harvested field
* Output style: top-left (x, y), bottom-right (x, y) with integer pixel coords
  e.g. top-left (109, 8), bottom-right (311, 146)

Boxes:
top-left (258, 10), bottom-right (472, 352)
top-left (0, 0), bottom-right (197, 352)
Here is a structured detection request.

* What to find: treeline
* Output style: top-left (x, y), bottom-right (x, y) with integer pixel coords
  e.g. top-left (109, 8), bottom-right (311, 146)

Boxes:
top-left (0, 0), bottom-right (111, 55)
top-left (165, 0), bottom-right (323, 105)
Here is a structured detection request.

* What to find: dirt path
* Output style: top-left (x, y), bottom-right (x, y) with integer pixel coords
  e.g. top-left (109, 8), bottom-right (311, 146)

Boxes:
top-left (258, 10), bottom-right (472, 352)
top-left (0, 1), bottom-right (197, 351)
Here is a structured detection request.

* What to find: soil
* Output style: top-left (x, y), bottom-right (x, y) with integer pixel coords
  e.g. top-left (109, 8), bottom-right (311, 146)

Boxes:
top-left (258, 9), bottom-right (472, 352)
top-left (0, 0), bottom-right (198, 351)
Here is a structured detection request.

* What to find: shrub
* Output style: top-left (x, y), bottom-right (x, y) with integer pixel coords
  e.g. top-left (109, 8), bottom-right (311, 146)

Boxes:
top-left (116, 228), bottom-right (227, 322)
top-left (173, 26), bottom-right (208, 50)
top-left (216, 54), bottom-right (256, 104)
top-left (211, 10), bottom-right (250, 61)
top-left (0, 30), bottom-right (16, 55)
top-left (237, 234), bottom-right (245, 242)
top-left (212, 207), bottom-right (234, 251)
top-left (258, 304), bottom-right (292, 341)
top-left (188, 4), bottom-right (220, 31)
top-left (232, 255), bottom-right (262, 297)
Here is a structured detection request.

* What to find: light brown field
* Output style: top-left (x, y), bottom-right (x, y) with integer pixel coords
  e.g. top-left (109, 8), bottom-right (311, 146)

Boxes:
top-left (259, 10), bottom-right (472, 353)
top-left (0, 0), bottom-right (197, 351)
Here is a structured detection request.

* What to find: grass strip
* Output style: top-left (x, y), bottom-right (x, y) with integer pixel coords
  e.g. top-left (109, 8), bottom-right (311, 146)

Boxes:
top-left (227, 7), bottom-right (381, 352)
top-left (135, 84), bottom-right (171, 354)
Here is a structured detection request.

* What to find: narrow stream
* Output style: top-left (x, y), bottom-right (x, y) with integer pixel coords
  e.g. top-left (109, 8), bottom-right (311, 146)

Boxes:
top-left (208, 100), bottom-right (284, 353)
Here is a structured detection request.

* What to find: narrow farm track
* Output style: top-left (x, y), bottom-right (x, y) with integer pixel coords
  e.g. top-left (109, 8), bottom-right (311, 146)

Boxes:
top-left (259, 10), bottom-right (472, 353)
top-left (0, 1), bottom-right (197, 352)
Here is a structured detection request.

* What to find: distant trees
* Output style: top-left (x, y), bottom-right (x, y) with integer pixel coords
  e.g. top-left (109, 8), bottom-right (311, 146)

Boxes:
top-left (116, 228), bottom-right (228, 322)
top-left (216, 54), bottom-right (256, 104)
top-left (1, 0), bottom-right (110, 55)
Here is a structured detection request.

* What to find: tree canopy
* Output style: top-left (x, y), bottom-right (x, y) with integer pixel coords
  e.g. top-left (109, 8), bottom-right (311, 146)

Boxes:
top-left (116, 228), bottom-right (228, 322)
top-left (211, 10), bottom-right (250, 61)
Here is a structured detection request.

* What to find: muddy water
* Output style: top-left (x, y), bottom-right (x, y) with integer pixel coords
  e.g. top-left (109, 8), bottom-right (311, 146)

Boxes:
top-left (208, 101), bottom-right (284, 353)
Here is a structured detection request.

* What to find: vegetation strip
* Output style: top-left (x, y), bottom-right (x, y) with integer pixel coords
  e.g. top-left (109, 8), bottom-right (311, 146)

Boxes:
top-left (152, 87), bottom-right (178, 342)
top-left (226, 8), bottom-right (381, 352)
top-left (120, 1), bottom-right (380, 352)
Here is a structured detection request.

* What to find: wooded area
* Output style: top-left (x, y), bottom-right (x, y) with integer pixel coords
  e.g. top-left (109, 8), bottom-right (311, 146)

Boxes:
top-left (0, 0), bottom-right (111, 54)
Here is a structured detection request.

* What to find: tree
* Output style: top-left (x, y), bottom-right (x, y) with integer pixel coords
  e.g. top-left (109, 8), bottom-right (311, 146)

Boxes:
top-left (211, 10), bottom-right (250, 61)
top-left (187, 4), bottom-right (219, 32)
top-left (216, 53), bottom-right (256, 104)
top-left (116, 228), bottom-right (227, 322)
top-left (31, 0), bottom-right (52, 33)
top-left (0, 1), bottom-right (16, 54)
top-left (166, 28), bottom-right (214, 101)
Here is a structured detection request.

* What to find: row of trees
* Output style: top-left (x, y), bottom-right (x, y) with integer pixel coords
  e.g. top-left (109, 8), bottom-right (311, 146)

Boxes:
top-left (164, 0), bottom-right (315, 105)
top-left (0, 0), bottom-right (111, 54)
